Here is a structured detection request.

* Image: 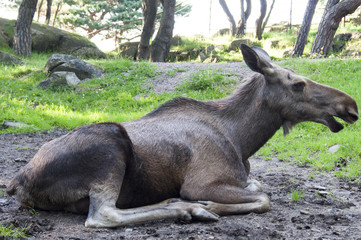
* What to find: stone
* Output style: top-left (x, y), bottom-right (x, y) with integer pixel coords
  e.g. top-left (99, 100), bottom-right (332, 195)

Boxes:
top-left (171, 35), bottom-right (182, 46)
top-left (45, 54), bottom-right (102, 80)
top-left (328, 144), bottom-right (340, 153)
top-left (3, 121), bottom-right (32, 129)
top-left (212, 28), bottom-right (230, 37)
top-left (38, 71), bottom-right (81, 89)
top-left (227, 39), bottom-right (252, 52)
top-left (205, 45), bottom-right (215, 55)
top-left (265, 40), bottom-right (279, 49)
top-left (0, 52), bottom-right (26, 65)
top-left (197, 52), bottom-right (207, 62)
top-left (0, 17), bottom-right (106, 59)
top-left (117, 42), bottom-right (139, 60)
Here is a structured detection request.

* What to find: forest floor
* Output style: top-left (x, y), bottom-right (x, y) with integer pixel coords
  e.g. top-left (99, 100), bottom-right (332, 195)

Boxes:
top-left (1, 62), bottom-right (361, 239)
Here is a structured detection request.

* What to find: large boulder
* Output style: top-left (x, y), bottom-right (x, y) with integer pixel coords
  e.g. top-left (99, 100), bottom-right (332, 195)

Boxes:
top-left (227, 39), bottom-right (252, 52)
top-left (117, 42), bottom-right (139, 60)
top-left (0, 52), bottom-right (25, 65)
top-left (38, 72), bottom-right (81, 89)
top-left (45, 54), bottom-right (102, 80)
top-left (0, 17), bottom-right (106, 59)
top-left (331, 33), bottom-right (353, 52)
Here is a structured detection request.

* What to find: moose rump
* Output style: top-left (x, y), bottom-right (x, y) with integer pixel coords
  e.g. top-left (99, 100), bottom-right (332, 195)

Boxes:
top-left (6, 123), bottom-right (134, 213)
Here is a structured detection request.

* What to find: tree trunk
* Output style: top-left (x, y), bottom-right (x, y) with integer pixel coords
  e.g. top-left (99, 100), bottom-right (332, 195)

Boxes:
top-left (289, 0), bottom-right (292, 30)
top-left (53, 0), bottom-right (63, 26)
top-left (13, 0), bottom-right (38, 57)
top-left (219, 0), bottom-right (236, 36)
top-left (261, 0), bottom-right (275, 33)
top-left (46, 0), bottom-right (52, 25)
top-left (311, 0), bottom-right (361, 55)
top-left (137, 0), bottom-right (157, 60)
top-left (236, 0), bottom-right (251, 36)
top-left (150, 0), bottom-right (176, 62)
top-left (37, 0), bottom-right (44, 22)
top-left (255, 0), bottom-right (267, 40)
top-left (292, 0), bottom-right (318, 57)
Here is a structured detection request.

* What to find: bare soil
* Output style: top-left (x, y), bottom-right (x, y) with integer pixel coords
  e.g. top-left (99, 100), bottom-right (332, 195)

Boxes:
top-left (1, 62), bottom-right (361, 239)
top-left (1, 130), bottom-right (361, 239)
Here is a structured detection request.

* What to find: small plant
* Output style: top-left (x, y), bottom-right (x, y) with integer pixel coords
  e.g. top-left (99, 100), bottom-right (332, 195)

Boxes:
top-left (28, 206), bottom-right (40, 217)
top-left (308, 172), bottom-right (315, 179)
top-left (0, 224), bottom-right (31, 239)
top-left (167, 68), bottom-right (187, 76)
top-left (289, 189), bottom-right (304, 202)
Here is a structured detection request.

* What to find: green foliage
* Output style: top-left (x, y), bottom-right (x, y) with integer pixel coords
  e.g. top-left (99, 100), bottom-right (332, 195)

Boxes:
top-left (289, 189), bottom-right (304, 202)
top-left (60, 0), bottom-right (191, 41)
top-left (177, 69), bottom-right (235, 91)
top-left (0, 224), bottom-right (31, 239)
top-left (61, 0), bottom-right (142, 40)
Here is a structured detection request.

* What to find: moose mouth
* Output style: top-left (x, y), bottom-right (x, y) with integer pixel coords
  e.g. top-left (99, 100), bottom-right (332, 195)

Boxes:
top-left (325, 115), bottom-right (344, 133)
top-left (324, 112), bottom-right (358, 133)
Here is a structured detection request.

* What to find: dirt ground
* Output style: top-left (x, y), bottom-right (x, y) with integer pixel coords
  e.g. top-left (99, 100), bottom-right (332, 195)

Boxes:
top-left (1, 130), bottom-right (361, 239)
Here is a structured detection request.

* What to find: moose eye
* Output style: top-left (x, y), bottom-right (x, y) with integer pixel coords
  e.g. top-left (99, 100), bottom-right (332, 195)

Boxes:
top-left (292, 82), bottom-right (305, 92)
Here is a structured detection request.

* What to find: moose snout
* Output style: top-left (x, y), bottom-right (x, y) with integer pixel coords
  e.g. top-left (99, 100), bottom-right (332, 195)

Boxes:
top-left (338, 106), bottom-right (359, 124)
top-left (347, 110), bottom-right (358, 123)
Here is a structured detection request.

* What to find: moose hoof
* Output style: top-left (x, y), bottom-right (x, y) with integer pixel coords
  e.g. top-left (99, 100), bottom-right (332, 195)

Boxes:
top-left (245, 179), bottom-right (263, 192)
top-left (191, 207), bottom-right (219, 222)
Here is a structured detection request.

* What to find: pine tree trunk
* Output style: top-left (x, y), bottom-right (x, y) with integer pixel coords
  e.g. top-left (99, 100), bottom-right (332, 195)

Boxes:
top-left (46, 0), bottom-right (52, 25)
top-left (137, 0), bottom-right (157, 60)
top-left (13, 0), bottom-right (38, 56)
top-left (311, 0), bottom-right (361, 55)
top-left (255, 0), bottom-right (267, 40)
top-left (219, 0), bottom-right (236, 36)
top-left (292, 0), bottom-right (318, 57)
top-left (37, 0), bottom-right (44, 22)
top-left (261, 0), bottom-right (275, 33)
top-left (236, 0), bottom-right (251, 36)
top-left (150, 0), bottom-right (175, 62)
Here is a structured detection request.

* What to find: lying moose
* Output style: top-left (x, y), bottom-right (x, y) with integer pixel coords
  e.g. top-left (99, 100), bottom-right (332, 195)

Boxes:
top-left (7, 45), bottom-right (358, 228)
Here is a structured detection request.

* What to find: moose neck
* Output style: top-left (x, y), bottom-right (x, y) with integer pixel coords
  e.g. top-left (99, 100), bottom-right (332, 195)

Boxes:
top-left (215, 74), bottom-right (283, 160)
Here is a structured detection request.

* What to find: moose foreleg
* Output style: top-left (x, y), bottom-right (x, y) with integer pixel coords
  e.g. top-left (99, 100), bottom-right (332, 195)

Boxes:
top-left (245, 179), bottom-right (263, 192)
top-left (181, 184), bottom-right (270, 216)
top-left (85, 185), bottom-right (219, 228)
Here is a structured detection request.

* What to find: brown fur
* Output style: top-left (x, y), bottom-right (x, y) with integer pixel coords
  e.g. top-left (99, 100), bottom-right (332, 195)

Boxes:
top-left (7, 45), bottom-right (358, 228)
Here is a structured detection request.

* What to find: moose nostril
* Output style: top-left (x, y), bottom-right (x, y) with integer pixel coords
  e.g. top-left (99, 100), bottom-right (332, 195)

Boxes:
top-left (350, 113), bottom-right (358, 122)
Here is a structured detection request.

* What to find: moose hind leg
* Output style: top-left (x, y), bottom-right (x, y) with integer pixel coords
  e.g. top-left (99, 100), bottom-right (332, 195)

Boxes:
top-left (181, 184), bottom-right (270, 216)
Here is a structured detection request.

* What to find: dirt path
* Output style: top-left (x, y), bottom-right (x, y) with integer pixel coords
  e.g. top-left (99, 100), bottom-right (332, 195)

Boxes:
top-left (1, 131), bottom-right (361, 239)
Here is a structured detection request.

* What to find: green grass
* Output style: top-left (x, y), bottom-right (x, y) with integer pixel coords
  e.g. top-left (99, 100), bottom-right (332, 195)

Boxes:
top-left (289, 189), bottom-right (304, 202)
top-left (0, 224), bottom-right (30, 239)
top-left (0, 54), bottom-right (237, 133)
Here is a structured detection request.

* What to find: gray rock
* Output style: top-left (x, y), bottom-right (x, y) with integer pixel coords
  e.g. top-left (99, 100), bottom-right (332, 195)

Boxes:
top-left (328, 144), bottom-right (340, 153)
top-left (45, 54), bottom-right (102, 80)
top-left (205, 45), bottom-right (215, 55)
top-left (0, 17), bottom-right (106, 59)
top-left (171, 35), bottom-right (182, 46)
top-left (117, 42), bottom-right (139, 60)
top-left (227, 39), bottom-right (252, 52)
top-left (38, 71), bottom-right (81, 89)
top-left (0, 52), bottom-right (25, 65)
top-left (197, 52), bottom-right (207, 62)
top-left (3, 121), bottom-right (32, 129)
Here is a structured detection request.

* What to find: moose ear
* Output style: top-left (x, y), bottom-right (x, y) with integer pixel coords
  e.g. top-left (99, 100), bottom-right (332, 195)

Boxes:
top-left (240, 44), bottom-right (274, 75)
